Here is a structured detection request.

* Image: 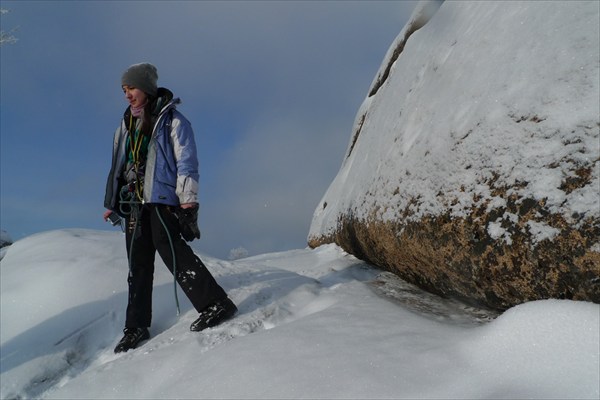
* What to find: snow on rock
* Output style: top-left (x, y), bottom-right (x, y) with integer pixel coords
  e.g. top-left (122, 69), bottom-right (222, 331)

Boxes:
top-left (308, 1), bottom-right (600, 310)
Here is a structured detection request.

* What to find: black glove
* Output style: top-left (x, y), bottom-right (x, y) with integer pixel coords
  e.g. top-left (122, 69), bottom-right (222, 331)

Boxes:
top-left (178, 205), bottom-right (201, 242)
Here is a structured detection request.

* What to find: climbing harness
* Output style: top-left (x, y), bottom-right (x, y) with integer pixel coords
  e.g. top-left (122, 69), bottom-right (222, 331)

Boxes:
top-left (126, 113), bottom-right (147, 203)
top-left (119, 182), bottom-right (141, 218)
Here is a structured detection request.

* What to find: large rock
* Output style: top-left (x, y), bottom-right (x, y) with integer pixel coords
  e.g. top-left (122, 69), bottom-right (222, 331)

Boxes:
top-left (308, 1), bottom-right (600, 310)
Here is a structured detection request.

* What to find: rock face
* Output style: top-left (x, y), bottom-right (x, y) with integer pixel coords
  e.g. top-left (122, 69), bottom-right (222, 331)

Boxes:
top-left (308, 1), bottom-right (600, 310)
top-left (0, 230), bottom-right (13, 248)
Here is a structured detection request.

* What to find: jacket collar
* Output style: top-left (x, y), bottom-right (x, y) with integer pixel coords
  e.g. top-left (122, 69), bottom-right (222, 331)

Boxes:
top-left (123, 87), bottom-right (178, 122)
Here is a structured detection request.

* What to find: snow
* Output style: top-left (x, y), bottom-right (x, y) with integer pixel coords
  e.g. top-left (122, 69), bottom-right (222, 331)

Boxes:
top-left (487, 219), bottom-right (512, 245)
top-left (526, 220), bottom-right (561, 245)
top-left (1, 2), bottom-right (599, 399)
top-left (309, 1), bottom-right (600, 239)
top-left (1, 229), bottom-right (598, 399)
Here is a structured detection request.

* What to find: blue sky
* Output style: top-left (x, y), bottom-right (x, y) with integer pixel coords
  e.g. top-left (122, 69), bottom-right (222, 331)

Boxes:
top-left (0, 0), bottom-right (416, 259)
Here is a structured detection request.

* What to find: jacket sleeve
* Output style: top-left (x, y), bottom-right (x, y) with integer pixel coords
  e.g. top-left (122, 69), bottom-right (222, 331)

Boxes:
top-left (170, 111), bottom-right (199, 204)
top-left (104, 123), bottom-right (127, 211)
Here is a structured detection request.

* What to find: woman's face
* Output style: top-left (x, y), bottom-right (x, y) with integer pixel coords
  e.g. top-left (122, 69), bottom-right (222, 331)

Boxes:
top-left (122, 85), bottom-right (147, 108)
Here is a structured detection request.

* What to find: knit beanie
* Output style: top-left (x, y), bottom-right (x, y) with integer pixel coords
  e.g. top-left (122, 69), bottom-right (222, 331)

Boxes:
top-left (121, 63), bottom-right (158, 97)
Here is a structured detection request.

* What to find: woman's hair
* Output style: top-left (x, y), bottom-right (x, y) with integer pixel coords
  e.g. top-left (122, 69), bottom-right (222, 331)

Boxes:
top-left (140, 96), bottom-right (157, 136)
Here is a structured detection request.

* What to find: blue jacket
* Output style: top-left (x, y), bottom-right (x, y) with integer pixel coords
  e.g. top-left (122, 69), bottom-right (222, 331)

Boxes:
top-left (104, 90), bottom-right (199, 212)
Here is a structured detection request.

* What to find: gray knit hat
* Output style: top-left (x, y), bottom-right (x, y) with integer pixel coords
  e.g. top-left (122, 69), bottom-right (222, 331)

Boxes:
top-left (121, 63), bottom-right (158, 97)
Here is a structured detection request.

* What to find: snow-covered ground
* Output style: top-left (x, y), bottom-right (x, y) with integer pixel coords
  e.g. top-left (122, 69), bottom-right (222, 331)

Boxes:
top-left (1, 229), bottom-right (598, 399)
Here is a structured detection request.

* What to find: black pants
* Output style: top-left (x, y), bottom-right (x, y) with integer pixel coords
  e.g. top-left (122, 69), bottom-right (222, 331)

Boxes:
top-left (124, 204), bottom-right (227, 328)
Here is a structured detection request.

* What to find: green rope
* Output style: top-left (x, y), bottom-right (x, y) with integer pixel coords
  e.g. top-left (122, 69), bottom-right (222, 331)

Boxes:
top-left (127, 210), bottom-right (139, 278)
top-left (155, 207), bottom-right (181, 316)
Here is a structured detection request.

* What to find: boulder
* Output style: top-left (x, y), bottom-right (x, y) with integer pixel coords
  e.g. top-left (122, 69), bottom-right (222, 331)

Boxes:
top-left (308, 1), bottom-right (600, 310)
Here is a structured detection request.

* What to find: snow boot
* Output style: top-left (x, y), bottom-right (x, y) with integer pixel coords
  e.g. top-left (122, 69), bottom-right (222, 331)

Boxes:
top-left (114, 327), bottom-right (150, 353)
top-left (190, 297), bottom-right (237, 332)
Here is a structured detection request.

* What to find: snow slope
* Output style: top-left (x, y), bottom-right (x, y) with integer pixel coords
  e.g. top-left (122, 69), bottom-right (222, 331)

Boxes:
top-left (1, 229), bottom-right (598, 399)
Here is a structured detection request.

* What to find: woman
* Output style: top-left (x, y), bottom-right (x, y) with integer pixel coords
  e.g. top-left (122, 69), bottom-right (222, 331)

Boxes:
top-left (103, 63), bottom-right (237, 353)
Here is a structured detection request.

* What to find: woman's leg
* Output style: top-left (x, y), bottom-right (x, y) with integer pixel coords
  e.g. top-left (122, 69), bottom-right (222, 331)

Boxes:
top-left (150, 204), bottom-right (227, 312)
top-left (124, 206), bottom-right (156, 328)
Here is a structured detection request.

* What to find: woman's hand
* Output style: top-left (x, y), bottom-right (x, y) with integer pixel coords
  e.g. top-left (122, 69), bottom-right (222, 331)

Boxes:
top-left (103, 209), bottom-right (113, 221)
top-left (178, 204), bottom-right (200, 241)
